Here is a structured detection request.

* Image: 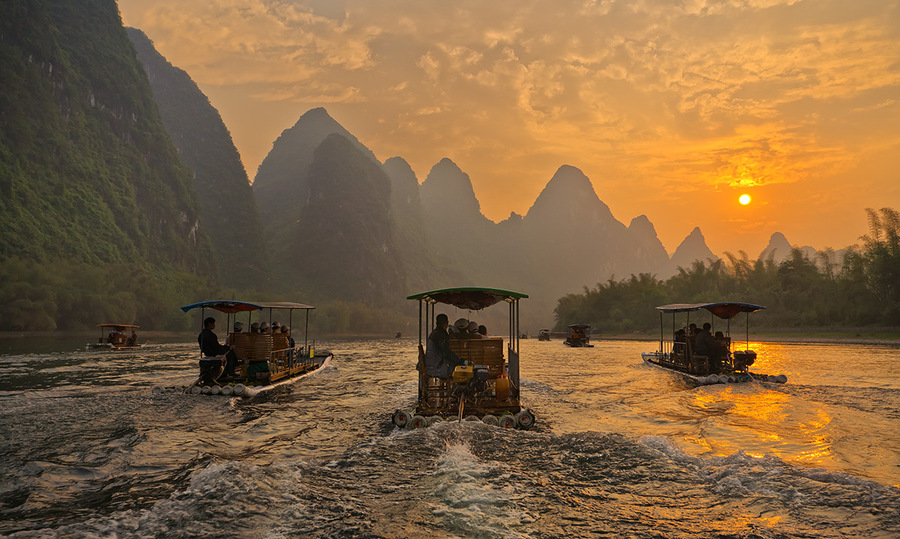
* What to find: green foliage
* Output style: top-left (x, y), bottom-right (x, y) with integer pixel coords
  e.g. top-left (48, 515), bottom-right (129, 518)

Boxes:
top-left (554, 209), bottom-right (900, 331)
top-left (0, 0), bottom-right (214, 271)
top-left (0, 256), bottom-right (224, 330)
top-left (0, 0), bottom-right (227, 331)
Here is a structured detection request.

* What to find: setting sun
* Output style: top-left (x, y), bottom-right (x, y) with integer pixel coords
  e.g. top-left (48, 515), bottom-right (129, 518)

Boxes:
top-left (739, 194), bottom-right (752, 205)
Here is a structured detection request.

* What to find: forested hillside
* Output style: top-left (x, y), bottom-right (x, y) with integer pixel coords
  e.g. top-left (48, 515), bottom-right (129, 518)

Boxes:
top-left (554, 208), bottom-right (900, 332)
top-left (127, 28), bottom-right (267, 291)
top-left (0, 0), bottom-right (219, 330)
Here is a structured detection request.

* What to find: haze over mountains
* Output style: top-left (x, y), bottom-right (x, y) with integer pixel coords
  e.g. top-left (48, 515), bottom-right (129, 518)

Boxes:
top-left (0, 1), bottom-right (844, 330)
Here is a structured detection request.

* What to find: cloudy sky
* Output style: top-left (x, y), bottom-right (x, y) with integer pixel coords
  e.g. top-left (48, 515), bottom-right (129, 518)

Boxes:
top-left (118, 0), bottom-right (900, 256)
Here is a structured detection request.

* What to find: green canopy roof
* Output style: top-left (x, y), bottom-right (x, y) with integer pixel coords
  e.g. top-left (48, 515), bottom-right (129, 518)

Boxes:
top-left (407, 287), bottom-right (528, 310)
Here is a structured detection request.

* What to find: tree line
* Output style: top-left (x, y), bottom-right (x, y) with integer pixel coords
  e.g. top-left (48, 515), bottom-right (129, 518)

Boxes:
top-left (553, 208), bottom-right (900, 332)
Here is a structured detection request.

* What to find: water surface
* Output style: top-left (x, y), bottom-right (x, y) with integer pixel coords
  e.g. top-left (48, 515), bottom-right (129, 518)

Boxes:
top-left (0, 337), bottom-right (897, 537)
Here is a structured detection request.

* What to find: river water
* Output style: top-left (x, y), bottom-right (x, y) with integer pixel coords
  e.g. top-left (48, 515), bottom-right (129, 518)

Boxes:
top-left (0, 337), bottom-right (898, 537)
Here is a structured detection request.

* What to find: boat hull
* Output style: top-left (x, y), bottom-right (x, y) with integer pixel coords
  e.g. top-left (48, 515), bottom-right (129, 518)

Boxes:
top-left (153, 352), bottom-right (333, 398)
top-left (641, 352), bottom-right (786, 385)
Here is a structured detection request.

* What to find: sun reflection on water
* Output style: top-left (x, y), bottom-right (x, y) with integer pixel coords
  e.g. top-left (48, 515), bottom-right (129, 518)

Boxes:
top-left (689, 384), bottom-right (835, 467)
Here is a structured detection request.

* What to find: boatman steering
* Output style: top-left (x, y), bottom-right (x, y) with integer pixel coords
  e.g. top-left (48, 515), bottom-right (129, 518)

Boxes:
top-left (197, 317), bottom-right (236, 384)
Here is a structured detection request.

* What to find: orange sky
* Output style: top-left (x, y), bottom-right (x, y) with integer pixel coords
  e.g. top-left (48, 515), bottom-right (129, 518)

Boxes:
top-left (117, 0), bottom-right (900, 257)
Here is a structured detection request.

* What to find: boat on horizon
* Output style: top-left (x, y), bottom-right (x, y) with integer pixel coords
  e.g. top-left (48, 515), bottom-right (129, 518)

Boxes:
top-left (564, 323), bottom-right (593, 347)
top-left (641, 302), bottom-right (787, 385)
top-left (392, 287), bottom-right (536, 430)
top-left (86, 324), bottom-right (143, 351)
top-left (154, 300), bottom-right (332, 398)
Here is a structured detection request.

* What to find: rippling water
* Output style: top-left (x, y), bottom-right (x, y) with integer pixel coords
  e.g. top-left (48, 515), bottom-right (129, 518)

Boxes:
top-left (0, 337), bottom-right (898, 537)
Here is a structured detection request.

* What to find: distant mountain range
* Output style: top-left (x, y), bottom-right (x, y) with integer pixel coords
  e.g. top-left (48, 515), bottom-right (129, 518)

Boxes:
top-left (249, 106), bottom-right (837, 325)
top-left (0, 4), bottom-right (846, 330)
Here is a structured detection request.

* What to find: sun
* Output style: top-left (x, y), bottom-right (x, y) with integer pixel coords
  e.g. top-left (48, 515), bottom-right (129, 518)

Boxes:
top-left (739, 194), bottom-right (751, 205)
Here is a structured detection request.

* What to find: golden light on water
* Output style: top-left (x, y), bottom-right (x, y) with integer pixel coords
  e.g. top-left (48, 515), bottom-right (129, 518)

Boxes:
top-left (689, 385), bottom-right (835, 468)
top-left (739, 194), bottom-right (752, 205)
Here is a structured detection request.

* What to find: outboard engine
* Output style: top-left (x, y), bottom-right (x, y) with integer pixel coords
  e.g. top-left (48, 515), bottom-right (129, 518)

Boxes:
top-left (733, 350), bottom-right (757, 371)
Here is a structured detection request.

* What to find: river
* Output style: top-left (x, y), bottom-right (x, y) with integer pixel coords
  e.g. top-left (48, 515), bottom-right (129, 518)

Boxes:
top-left (0, 336), bottom-right (898, 537)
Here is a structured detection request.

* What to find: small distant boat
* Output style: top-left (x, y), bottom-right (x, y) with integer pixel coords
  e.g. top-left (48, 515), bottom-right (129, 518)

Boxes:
top-left (155, 300), bottom-right (332, 398)
top-left (538, 329), bottom-right (551, 341)
top-left (392, 287), bottom-right (536, 430)
top-left (86, 324), bottom-right (142, 351)
top-left (641, 302), bottom-right (787, 385)
top-left (564, 324), bottom-right (593, 347)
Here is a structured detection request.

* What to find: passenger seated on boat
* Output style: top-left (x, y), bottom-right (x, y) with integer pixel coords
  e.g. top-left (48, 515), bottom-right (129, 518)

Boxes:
top-left (478, 325), bottom-right (487, 337)
top-left (693, 323), bottom-right (712, 355)
top-left (250, 322), bottom-right (260, 333)
top-left (673, 328), bottom-right (686, 356)
top-left (466, 321), bottom-right (483, 338)
top-left (283, 326), bottom-right (295, 348)
top-left (225, 322), bottom-right (243, 346)
top-left (712, 331), bottom-right (729, 370)
top-left (693, 323), bottom-right (719, 372)
top-left (260, 322), bottom-right (271, 334)
top-left (198, 317), bottom-right (234, 383)
top-left (127, 331), bottom-right (138, 346)
top-left (450, 318), bottom-right (469, 338)
top-left (425, 314), bottom-right (463, 379)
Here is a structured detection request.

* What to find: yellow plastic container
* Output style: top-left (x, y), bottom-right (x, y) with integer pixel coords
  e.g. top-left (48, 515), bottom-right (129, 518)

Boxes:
top-left (452, 365), bottom-right (473, 383)
top-left (494, 377), bottom-right (510, 400)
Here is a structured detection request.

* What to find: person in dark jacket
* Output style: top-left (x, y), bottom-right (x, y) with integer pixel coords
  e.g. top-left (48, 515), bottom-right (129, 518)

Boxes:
top-left (424, 313), bottom-right (463, 378)
top-left (197, 317), bottom-right (234, 383)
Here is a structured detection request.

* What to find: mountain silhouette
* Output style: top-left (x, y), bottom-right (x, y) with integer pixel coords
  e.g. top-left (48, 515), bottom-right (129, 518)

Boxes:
top-left (291, 134), bottom-right (405, 305)
top-left (627, 215), bottom-right (672, 278)
top-left (127, 28), bottom-right (266, 289)
top-left (253, 107), bottom-right (377, 239)
top-left (670, 227), bottom-right (718, 271)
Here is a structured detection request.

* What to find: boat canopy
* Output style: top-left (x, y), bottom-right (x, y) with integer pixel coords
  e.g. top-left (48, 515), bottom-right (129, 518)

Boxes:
top-left (251, 301), bottom-right (316, 310)
top-left (180, 300), bottom-right (316, 314)
top-left (406, 287), bottom-right (528, 311)
top-left (568, 324), bottom-right (591, 330)
top-left (97, 323), bottom-right (140, 329)
top-left (181, 300), bottom-right (263, 313)
top-left (654, 302), bottom-right (766, 319)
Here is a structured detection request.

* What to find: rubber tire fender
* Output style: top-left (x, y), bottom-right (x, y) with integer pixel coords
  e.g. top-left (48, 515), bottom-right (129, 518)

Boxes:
top-left (392, 409), bottom-right (412, 428)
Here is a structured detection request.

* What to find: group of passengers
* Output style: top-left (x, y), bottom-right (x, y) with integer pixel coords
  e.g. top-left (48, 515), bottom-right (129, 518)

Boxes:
top-left (449, 318), bottom-right (487, 339)
top-left (423, 314), bottom-right (490, 379)
top-left (197, 317), bottom-right (296, 384)
top-left (106, 328), bottom-right (138, 346)
top-left (673, 322), bottom-right (729, 372)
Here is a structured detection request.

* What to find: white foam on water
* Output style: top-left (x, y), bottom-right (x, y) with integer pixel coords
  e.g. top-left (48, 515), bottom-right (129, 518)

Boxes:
top-left (429, 440), bottom-right (534, 537)
top-left (11, 461), bottom-right (280, 538)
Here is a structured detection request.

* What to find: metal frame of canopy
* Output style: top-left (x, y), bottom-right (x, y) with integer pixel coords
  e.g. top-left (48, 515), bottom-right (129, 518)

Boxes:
top-left (654, 302), bottom-right (766, 355)
top-left (407, 287), bottom-right (528, 395)
top-left (180, 300), bottom-right (317, 353)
